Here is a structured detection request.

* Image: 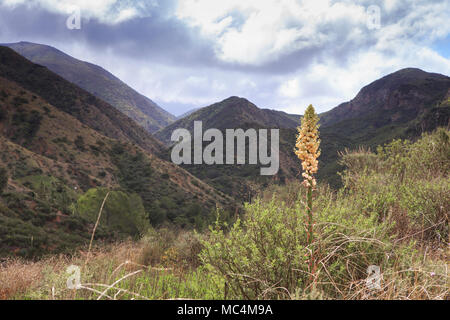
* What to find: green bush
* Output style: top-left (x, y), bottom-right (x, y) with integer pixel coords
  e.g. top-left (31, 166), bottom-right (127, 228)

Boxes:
top-left (76, 188), bottom-right (150, 237)
top-left (11, 109), bottom-right (42, 143)
top-left (200, 129), bottom-right (449, 299)
top-left (340, 128), bottom-right (450, 242)
top-left (200, 194), bottom-right (394, 299)
top-left (74, 135), bottom-right (85, 151)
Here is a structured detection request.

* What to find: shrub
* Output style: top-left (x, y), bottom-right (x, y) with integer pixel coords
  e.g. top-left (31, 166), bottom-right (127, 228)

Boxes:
top-left (76, 188), bottom-right (150, 237)
top-left (200, 196), bottom-right (394, 299)
top-left (12, 96), bottom-right (29, 107)
top-left (0, 167), bottom-right (7, 194)
top-left (11, 109), bottom-right (42, 143)
top-left (74, 135), bottom-right (85, 151)
top-left (200, 129), bottom-right (449, 299)
top-left (0, 107), bottom-right (6, 120)
top-left (340, 128), bottom-right (450, 243)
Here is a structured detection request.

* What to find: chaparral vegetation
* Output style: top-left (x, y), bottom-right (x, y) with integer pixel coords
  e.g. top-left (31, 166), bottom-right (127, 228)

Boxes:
top-left (1, 126), bottom-right (448, 300)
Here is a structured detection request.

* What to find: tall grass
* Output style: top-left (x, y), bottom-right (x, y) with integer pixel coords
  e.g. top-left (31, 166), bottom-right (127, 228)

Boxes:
top-left (1, 231), bottom-right (221, 300)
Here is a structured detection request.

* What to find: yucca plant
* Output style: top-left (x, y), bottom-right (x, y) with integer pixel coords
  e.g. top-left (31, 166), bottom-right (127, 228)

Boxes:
top-left (294, 105), bottom-right (321, 273)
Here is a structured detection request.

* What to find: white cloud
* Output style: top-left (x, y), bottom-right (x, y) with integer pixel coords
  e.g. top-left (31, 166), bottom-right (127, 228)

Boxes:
top-left (274, 41), bottom-right (450, 115)
top-left (278, 78), bottom-right (301, 98)
top-left (174, 0), bottom-right (450, 114)
top-left (176, 0), bottom-right (450, 68)
top-left (176, 0), bottom-right (373, 65)
top-left (0, 0), bottom-right (156, 24)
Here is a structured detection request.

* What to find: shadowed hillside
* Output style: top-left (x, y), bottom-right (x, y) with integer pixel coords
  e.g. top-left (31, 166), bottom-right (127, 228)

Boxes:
top-left (155, 96), bottom-right (302, 200)
top-left (4, 42), bottom-right (176, 133)
top-left (320, 68), bottom-right (450, 127)
top-left (155, 96), bottom-right (299, 145)
top-left (0, 47), bottom-right (235, 258)
top-left (314, 68), bottom-right (450, 186)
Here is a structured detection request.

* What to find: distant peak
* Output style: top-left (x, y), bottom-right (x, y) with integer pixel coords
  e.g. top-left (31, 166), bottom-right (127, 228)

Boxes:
top-left (395, 67), bottom-right (425, 73)
top-left (5, 41), bottom-right (44, 47)
top-left (223, 96), bottom-right (245, 102)
top-left (385, 67), bottom-right (448, 79)
top-left (221, 96), bottom-right (256, 105)
top-left (389, 67), bottom-right (429, 76)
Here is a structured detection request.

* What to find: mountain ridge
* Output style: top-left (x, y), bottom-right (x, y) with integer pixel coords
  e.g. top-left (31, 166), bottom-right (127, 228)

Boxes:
top-left (155, 68), bottom-right (450, 194)
top-left (0, 45), bottom-right (167, 155)
top-left (155, 96), bottom-right (299, 145)
top-left (3, 41), bottom-right (176, 133)
top-left (320, 67), bottom-right (450, 127)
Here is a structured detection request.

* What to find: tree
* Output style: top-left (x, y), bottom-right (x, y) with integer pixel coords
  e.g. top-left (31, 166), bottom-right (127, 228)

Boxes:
top-left (76, 187), bottom-right (149, 236)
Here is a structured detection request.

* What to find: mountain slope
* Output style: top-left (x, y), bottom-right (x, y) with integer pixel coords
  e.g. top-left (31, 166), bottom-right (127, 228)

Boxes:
top-left (0, 45), bottom-right (165, 155)
top-left (155, 96), bottom-right (302, 200)
top-left (0, 47), bottom-right (234, 258)
top-left (156, 69), bottom-right (450, 196)
top-left (177, 108), bottom-right (200, 119)
top-left (4, 41), bottom-right (175, 133)
top-left (155, 96), bottom-right (299, 145)
top-left (311, 68), bottom-right (450, 186)
top-left (320, 68), bottom-right (450, 127)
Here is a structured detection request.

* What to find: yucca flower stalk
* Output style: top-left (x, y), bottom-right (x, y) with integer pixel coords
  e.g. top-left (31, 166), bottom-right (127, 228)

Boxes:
top-left (294, 104), bottom-right (320, 248)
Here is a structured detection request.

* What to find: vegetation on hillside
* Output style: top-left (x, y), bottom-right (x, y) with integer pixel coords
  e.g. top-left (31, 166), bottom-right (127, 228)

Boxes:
top-left (0, 45), bottom-right (166, 156)
top-left (0, 53), bottom-right (235, 258)
top-left (0, 45), bottom-right (448, 300)
top-left (0, 167), bottom-right (7, 194)
top-left (2, 129), bottom-right (448, 300)
top-left (156, 70), bottom-right (449, 199)
top-left (156, 97), bottom-right (304, 201)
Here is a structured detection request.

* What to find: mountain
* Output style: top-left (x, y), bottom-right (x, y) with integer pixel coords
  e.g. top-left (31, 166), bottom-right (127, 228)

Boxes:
top-left (155, 69), bottom-right (450, 197)
top-left (177, 108), bottom-right (200, 119)
top-left (0, 46), bottom-right (234, 258)
top-left (155, 96), bottom-right (302, 200)
top-left (314, 68), bottom-right (450, 186)
top-left (0, 45), bottom-right (164, 156)
top-left (1, 46), bottom-right (447, 257)
top-left (3, 41), bottom-right (176, 133)
top-left (320, 68), bottom-right (450, 127)
top-left (155, 96), bottom-right (299, 145)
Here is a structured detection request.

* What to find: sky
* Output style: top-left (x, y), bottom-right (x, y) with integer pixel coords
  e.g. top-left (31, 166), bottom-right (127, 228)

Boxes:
top-left (0, 0), bottom-right (449, 116)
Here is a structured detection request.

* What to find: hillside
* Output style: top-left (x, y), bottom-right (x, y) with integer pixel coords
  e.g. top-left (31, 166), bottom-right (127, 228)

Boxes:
top-left (0, 47), bottom-right (234, 258)
top-left (314, 68), bottom-right (450, 186)
top-left (4, 42), bottom-right (176, 133)
top-left (153, 96), bottom-right (303, 200)
top-left (320, 68), bottom-right (450, 127)
top-left (2, 128), bottom-right (448, 300)
top-left (176, 108), bottom-right (200, 119)
top-left (155, 69), bottom-right (450, 195)
top-left (155, 96), bottom-right (299, 145)
top-left (0, 46), bottom-right (167, 156)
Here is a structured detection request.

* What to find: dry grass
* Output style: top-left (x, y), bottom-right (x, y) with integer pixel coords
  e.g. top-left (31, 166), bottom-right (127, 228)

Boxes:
top-left (0, 258), bottom-right (46, 299)
top-left (0, 227), bottom-right (208, 300)
top-left (0, 241), bottom-right (141, 299)
top-left (0, 232), bottom-right (448, 300)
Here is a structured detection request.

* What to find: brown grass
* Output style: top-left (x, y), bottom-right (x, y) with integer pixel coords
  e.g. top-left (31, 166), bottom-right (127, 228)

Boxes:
top-left (0, 227), bottom-right (205, 300)
top-left (0, 241), bottom-right (140, 299)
